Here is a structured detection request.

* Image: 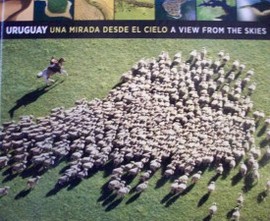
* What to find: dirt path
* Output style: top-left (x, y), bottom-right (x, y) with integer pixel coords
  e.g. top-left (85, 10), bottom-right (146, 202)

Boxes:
top-left (75, 0), bottom-right (104, 20)
top-left (88, 0), bottom-right (114, 20)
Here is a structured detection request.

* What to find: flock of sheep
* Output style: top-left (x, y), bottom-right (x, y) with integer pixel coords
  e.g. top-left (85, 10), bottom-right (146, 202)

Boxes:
top-left (1, 48), bottom-right (270, 219)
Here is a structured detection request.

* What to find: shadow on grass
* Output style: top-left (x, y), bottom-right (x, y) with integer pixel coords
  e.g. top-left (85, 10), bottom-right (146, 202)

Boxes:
top-left (260, 139), bottom-right (269, 148)
top-left (15, 189), bottom-right (31, 200)
top-left (231, 172), bottom-right (243, 186)
top-left (161, 192), bottom-right (174, 204)
top-left (102, 193), bottom-right (117, 207)
top-left (226, 208), bottom-right (235, 219)
top-left (98, 181), bottom-right (112, 201)
top-left (46, 183), bottom-right (69, 197)
top-left (202, 214), bottom-right (212, 221)
top-left (259, 154), bottom-right (270, 168)
top-left (208, 174), bottom-right (220, 185)
top-left (242, 173), bottom-right (257, 193)
top-left (105, 198), bottom-right (123, 211)
top-left (165, 193), bottom-right (181, 207)
top-left (8, 81), bottom-right (62, 118)
top-left (67, 178), bottom-right (82, 191)
top-left (155, 176), bottom-right (169, 189)
top-left (126, 192), bottom-right (142, 204)
top-left (197, 193), bottom-right (210, 207)
top-left (258, 125), bottom-right (267, 137)
top-left (257, 191), bottom-right (268, 203)
top-left (102, 161), bottom-right (114, 178)
top-left (20, 165), bottom-right (44, 179)
top-left (2, 168), bottom-right (18, 183)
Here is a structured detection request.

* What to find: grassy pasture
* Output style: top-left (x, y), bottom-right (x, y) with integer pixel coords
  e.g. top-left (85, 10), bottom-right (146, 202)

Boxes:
top-left (115, 0), bottom-right (155, 20)
top-left (0, 39), bottom-right (270, 221)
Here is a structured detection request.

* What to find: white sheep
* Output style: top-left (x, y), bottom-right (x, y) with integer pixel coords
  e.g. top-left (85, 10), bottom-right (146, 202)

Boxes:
top-left (231, 207), bottom-right (240, 221)
top-left (209, 202), bottom-right (217, 216)
top-left (176, 183), bottom-right (187, 194)
top-left (27, 176), bottom-right (41, 189)
top-left (252, 169), bottom-right (260, 182)
top-left (0, 186), bottom-right (10, 197)
top-left (237, 193), bottom-right (244, 207)
top-left (216, 163), bottom-right (224, 175)
top-left (191, 171), bottom-right (202, 184)
top-left (208, 181), bottom-right (216, 193)
top-left (135, 181), bottom-right (148, 193)
top-left (265, 180), bottom-right (270, 192)
top-left (239, 162), bottom-right (247, 176)
top-left (116, 185), bottom-right (131, 198)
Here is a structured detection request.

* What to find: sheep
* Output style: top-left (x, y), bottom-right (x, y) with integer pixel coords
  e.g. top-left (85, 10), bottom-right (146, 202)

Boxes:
top-left (27, 176), bottom-right (41, 189)
top-left (58, 175), bottom-right (69, 185)
top-left (265, 180), bottom-right (270, 193)
top-left (108, 178), bottom-right (121, 190)
top-left (231, 207), bottom-right (240, 221)
top-left (176, 183), bottom-right (187, 194)
top-left (208, 181), bottom-right (216, 193)
top-left (252, 168), bottom-right (260, 182)
top-left (139, 170), bottom-right (152, 182)
top-left (0, 186), bottom-right (10, 197)
top-left (239, 162), bottom-right (247, 176)
top-left (209, 202), bottom-right (217, 216)
top-left (135, 181), bottom-right (148, 193)
top-left (178, 173), bottom-right (189, 184)
top-left (0, 155), bottom-right (10, 168)
top-left (266, 130), bottom-right (270, 141)
top-left (191, 171), bottom-right (202, 184)
top-left (236, 193), bottom-right (244, 207)
top-left (116, 185), bottom-right (131, 198)
top-left (216, 163), bottom-right (224, 175)
top-left (12, 162), bottom-right (26, 174)
top-left (164, 168), bottom-right (175, 177)
top-left (150, 159), bottom-right (161, 171)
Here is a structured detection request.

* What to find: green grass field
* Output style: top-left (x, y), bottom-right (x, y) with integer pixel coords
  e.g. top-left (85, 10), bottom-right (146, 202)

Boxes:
top-left (1, 39), bottom-right (270, 221)
top-left (197, 0), bottom-right (235, 21)
top-left (115, 0), bottom-right (155, 20)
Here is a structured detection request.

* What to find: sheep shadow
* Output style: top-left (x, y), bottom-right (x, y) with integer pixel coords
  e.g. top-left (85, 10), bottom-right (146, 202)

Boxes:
top-left (197, 193), bottom-right (210, 207)
top-left (165, 193), bottom-right (181, 207)
top-left (160, 192), bottom-right (174, 204)
top-left (231, 172), bottom-right (243, 186)
top-left (102, 161), bottom-right (114, 178)
top-left (258, 125), bottom-right (267, 137)
top-left (258, 154), bottom-right (270, 168)
top-left (202, 214), bottom-right (212, 221)
top-left (20, 165), bottom-right (44, 179)
top-left (46, 183), bottom-right (69, 197)
top-left (221, 165), bottom-right (231, 180)
top-left (182, 183), bottom-right (195, 196)
top-left (208, 174), bottom-right (220, 185)
top-left (8, 82), bottom-right (60, 118)
top-left (226, 208), bottom-right (235, 219)
top-left (14, 189), bottom-right (31, 200)
top-left (102, 193), bottom-right (117, 207)
top-left (125, 192), bottom-right (142, 204)
top-left (67, 178), bottom-right (82, 191)
top-left (260, 139), bottom-right (269, 148)
top-left (242, 173), bottom-right (257, 193)
top-left (155, 176), bottom-right (169, 189)
top-left (257, 191), bottom-right (267, 203)
top-left (97, 182), bottom-right (113, 203)
top-left (2, 168), bottom-right (18, 183)
top-left (105, 198), bottom-right (123, 211)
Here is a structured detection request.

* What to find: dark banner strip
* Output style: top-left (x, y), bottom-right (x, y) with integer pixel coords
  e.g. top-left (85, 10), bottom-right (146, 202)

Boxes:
top-left (1, 20), bottom-right (270, 40)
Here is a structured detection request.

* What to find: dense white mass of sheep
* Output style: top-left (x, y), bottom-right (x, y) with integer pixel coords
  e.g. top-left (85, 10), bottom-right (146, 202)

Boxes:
top-left (0, 49), bottom-right (269, 207)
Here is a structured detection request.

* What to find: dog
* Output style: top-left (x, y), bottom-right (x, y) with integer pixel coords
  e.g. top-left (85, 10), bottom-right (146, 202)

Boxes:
top-left (37, 57), bottom-right (68, 85)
